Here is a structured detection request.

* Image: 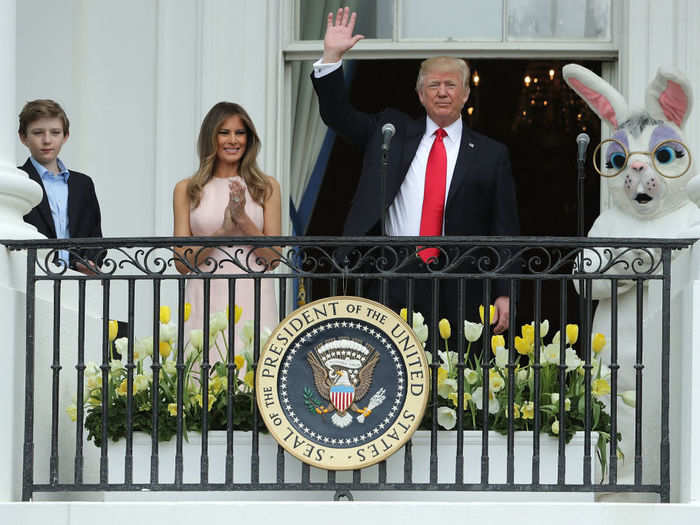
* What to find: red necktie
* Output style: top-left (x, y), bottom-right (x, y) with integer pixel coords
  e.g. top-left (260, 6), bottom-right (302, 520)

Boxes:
top-left (419, 128), bottom-right (447, 262)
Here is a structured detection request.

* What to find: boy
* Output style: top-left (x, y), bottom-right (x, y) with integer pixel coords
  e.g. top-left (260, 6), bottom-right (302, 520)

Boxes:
top-left (18, 99), bottom-right (103, 271)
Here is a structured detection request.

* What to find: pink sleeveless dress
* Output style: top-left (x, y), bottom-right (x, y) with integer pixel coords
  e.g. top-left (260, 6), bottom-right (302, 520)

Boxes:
top-left (184, 175), bottom-right (278, 364)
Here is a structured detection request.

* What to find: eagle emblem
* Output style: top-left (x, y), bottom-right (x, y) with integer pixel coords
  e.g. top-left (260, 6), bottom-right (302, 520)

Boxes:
top-left (307, 338), bottom-right (386, 428)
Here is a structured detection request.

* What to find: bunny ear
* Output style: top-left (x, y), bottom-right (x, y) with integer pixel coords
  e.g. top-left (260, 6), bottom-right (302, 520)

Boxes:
top-left (562, 63), bottom-right (628, 128)
top-left (646, 68), bottom-right (693, 128)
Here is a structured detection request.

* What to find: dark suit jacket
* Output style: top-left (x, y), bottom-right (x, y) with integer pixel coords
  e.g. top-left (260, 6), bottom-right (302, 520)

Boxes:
top-left (20, 158), bottom-right (105, 266)
top-left (312, 66), bottom-right (520, 325)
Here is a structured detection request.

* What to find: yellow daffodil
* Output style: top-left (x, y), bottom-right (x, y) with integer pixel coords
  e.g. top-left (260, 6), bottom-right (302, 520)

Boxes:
top-left (506, 402), bottom-right (521, 419)
top-left (491, 334), bottom-right (505, 354)
top-left (195, 393), bottom-right (215, 411)
top-left (108, 320), bottom-right (119, 342)
top-left (514, 336), bottom-right (532, 355)
top-left (448, 392), bottom-right (472, 408)
top-left (159, 341), bottom-right (172, 359)
top-left (234, 355), bottom-right (245, 370)
top-left (479, 304), bottom-right (495, 325)
top-left (168, 403), bottom-right (178, 417)
top-left (244, 371), bottom-right (254, 390)
top-left (210, 376), bottom-right (227, 396)
top-left (439, 318), bottom-right (451, 340)
top-left (436, 367), bottom-right (448, 385)
top-left (566, 324), bottom-right (579, 345)
top-left (183, 302), bottom-right (192, 322)
top-left (592, 378), bottom-right (611, 397)
top-left (160, 305), bottom-right (171, 324)
top-left (521, 401), bottom-right (535, 420)
top-left (592, 333), bottom-right (606, 354)
top-left (116, 379), bottom-right (128, 397)
top-left (66, 403), bottom-right (78, 422)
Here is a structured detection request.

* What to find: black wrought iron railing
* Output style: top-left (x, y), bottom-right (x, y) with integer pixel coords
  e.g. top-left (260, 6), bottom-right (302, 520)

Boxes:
top-left (2, 235), bottom-right (692, 502)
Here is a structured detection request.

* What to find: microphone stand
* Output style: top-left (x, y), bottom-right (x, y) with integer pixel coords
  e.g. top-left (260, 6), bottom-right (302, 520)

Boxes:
top-left (575, 134), bottom-right (590, 391)
top-left (380, 142), bottom-right (390, 302)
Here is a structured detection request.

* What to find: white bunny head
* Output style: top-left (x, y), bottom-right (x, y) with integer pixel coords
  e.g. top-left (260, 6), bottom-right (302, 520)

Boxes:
top-left (563, 64), bottom-right (694, 219)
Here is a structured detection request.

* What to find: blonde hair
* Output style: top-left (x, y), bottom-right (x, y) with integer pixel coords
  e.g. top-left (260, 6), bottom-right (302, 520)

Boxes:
top-left (187, 102), bottom-right (270, 208)
top-left (416, 56), bottom-right (470, 92)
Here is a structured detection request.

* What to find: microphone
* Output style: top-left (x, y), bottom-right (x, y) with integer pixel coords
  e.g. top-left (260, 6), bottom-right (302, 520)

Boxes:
top-left (381, 123), bottom-right (396, 152)
top-left (576, 132), bottom-right (590, 163)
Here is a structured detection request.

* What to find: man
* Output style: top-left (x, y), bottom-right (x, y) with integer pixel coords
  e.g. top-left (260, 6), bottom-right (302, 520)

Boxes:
top-left (311, 8), bottom-right (519, 334)
top-left (18, 99), bottom-right (104, 271)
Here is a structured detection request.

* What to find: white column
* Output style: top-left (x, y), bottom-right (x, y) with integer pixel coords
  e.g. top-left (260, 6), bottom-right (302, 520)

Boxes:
top-left (0, 0), bottom-right (42, 239)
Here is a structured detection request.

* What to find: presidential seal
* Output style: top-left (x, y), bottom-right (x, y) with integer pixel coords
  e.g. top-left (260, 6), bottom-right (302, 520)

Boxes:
top-left (256, 297), bottom-right (429, 470)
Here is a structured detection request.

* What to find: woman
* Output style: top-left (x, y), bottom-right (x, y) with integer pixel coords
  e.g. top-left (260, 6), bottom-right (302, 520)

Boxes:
top-left (173, 102), bottom-right (281, 363)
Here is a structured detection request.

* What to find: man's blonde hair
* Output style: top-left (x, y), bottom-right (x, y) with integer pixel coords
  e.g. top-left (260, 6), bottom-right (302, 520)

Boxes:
top-left (416, 56), bottom-right (470, 92)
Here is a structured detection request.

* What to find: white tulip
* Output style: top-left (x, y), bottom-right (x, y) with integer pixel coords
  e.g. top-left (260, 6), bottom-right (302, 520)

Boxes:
top-left (464, 321), bottom-right (483, 342)
top-left (494, 346), bottom-right (508, 368)
top-left (437, 407), bottom-right (457, 430)
top-left (620, 390), bottom-right (636, 407)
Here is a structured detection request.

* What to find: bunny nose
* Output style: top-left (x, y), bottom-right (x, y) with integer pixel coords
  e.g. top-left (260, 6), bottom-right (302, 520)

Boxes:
top-left (629, 160), bottom-right (646, 172)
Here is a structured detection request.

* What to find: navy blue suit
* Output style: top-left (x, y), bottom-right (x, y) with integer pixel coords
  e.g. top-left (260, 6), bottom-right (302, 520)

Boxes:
top-left (20, 158), bottom-right (104, 266)
top-left (312, 66), bottom-right (520, 325)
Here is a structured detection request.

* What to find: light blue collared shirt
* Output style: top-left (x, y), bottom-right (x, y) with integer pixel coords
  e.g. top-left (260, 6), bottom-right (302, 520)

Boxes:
top-left (31, 156), bottom-right (70, 265)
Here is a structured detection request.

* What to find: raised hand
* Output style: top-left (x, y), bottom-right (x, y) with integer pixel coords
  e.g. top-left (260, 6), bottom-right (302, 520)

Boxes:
top-left (322, 7), bottom-right (364, 63)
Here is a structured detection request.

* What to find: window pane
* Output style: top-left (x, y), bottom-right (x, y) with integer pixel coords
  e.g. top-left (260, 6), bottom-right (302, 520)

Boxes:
top-left (299, 0), bottom-right (393, 40)
top-left (400, 0), bottom-right (503, 40)
top-left (507, 0), bottom-right (611, 40)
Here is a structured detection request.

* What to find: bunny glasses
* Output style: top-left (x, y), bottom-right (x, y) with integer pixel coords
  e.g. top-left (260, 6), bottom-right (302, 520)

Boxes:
top-left (593, 138), bottom-right (692, 179)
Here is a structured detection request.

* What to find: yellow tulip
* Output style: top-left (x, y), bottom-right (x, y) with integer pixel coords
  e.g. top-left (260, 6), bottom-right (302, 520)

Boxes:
top-left (400, 308), bottom-right (407, 321)
top-left (479, 304), bottom-right (495, 325)
top-left (521, 324), bottom-right (534, 344)
top-left (566, 324), bottom-right (579, 345)
top-left (491, 334), bottom-right (505, 354)
top-left (108, 320), bottom-right (119, 342)
top-left (168, 403), bottom-right (178, 417)
top-left (160, 305), bottom-right (171, 324)
top-left (234, 355), bottom-right (245, 370)
top-left (436, 367), bottom-right (448, 385)
top-left (159, 341), bottom-right (172, 359)
top-left (183, 302), bottom-right (192, 322)
top-left (226, 304), bottom-right (244, 324)
top-left (592, 333), bottom-right (606, 354)
top-left (514, 336), bottom-right (532, 355)
top-left (439, 319), bottom-right (451, 340)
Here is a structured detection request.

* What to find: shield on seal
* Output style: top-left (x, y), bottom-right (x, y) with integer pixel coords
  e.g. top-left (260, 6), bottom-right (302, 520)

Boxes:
top-left (330, 384), bottom-right (354, 413)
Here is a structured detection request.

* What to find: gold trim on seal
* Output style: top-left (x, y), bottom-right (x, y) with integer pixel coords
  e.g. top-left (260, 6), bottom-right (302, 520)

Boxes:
top-left (256, 297), bottom-right (429, 471)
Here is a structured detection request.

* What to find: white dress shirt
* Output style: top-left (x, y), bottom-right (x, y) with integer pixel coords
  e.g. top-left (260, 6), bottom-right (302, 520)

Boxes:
top-left (313, 58), bottom-right (463, 236)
